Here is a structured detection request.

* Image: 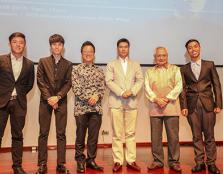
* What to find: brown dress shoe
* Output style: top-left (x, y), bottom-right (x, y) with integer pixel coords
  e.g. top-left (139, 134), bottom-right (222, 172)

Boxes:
top-left (126, 162), bottom-right (141, 171)
top-left (113, 162), bottom-right (122, 172)
top-left (170, 164), bottom-right (182, 172)
top-left (148, 162), bottom-right (164, 170)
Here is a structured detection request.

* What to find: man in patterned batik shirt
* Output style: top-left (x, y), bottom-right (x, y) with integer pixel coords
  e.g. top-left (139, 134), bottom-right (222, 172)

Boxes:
top-left (71, 41), bottom-right (105, 173)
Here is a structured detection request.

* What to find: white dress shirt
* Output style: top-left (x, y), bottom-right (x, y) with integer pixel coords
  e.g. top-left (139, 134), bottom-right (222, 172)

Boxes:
top-left (119, 57), bottom-right (128, 75)
top-left (11, 53), bottom-right (23, 96)
top-left (191, 58), bottom-right (201, 80)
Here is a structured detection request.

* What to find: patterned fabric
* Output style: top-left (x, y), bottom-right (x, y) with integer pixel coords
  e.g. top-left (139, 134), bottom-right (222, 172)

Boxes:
top-left (71, 63), bottom-right (105, 116)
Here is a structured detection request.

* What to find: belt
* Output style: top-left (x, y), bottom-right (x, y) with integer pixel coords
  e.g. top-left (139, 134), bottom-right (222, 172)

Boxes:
top-left (10, 95), bottom-right (17, 100)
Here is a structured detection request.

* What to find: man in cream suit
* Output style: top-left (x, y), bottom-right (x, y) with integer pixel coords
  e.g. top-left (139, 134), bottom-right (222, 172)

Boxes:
top-left (105, 38), bottom-right (143, 172)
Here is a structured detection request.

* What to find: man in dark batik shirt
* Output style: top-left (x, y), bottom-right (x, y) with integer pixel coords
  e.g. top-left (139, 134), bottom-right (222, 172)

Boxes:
top-left (71, 41), bottom-right (105, 173)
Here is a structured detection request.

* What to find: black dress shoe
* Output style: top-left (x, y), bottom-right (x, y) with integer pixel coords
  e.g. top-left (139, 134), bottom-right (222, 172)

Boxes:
top-left (56, 164), bottom-right (70, 174)
top-left (36, 164), bottom-right (47, 174)
top-left (170, 164), bottom-right (182, 172)
top-left (13, 167), bottom-right (27, 174)
top-left (192, 163), bottom-right (206, 172)
top-left (86, 160), bottom-right (104, 171)
top-left (113, 162), bottom-right (122, 172)
top-left (126, 162), bottom-right (141, 171)
top-left (77, 161), bottom-right (85, 173)
top-left (208, 164), bottom-right (220, 174)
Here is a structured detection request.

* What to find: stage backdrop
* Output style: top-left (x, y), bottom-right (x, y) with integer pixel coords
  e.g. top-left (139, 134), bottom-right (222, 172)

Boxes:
top-left (0, 0), bottom-right (223, 65)
top-left (1, 66), bottom-right (223, 147)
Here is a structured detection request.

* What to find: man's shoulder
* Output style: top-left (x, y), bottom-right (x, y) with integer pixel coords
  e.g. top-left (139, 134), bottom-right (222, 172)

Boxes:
top-left (0, 54), bottom-right (9, 59)
top-left (61, 57), bottom-right (72, 65)
top-left (38, 56), bottom-right (51, 62)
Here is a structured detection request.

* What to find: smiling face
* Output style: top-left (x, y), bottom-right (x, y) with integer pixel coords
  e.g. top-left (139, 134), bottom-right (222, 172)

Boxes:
top-left (186, 41), bottom-right (201, 61)
top-left (9, 36), bottom-right (26, 57)
top-left (82, 45), bottom-right (95, 64)
top-left (154, 47), bottom-right (168, 67)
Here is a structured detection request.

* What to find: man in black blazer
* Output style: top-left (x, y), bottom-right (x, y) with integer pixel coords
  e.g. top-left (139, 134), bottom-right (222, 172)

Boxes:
top-left (0, 32), bottom-right (34, 174)
top-left (180, 39), bottom-right (222, 174)
top-left (36, 34), bottom-right (72, 174)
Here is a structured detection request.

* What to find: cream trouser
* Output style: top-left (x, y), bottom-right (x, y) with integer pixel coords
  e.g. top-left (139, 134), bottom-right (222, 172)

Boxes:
top-left (111, 108), bottom-right (137, 164)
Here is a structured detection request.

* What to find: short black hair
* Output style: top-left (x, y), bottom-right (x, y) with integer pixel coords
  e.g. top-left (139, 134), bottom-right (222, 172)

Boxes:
top-left (81, 41), bottom-right (95, 53)
top-left (117, 38), bottom-right (130, 47)
top-left (185, 39), bottom-right (200, 49)
top-left (49, 34), bottom-right (65, 45)
top-left (9, 32), bottom-right (26, 42)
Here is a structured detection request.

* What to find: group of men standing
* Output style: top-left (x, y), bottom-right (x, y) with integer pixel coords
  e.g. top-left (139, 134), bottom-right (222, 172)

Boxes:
top-left (0, 32), bottom-right (222, 174)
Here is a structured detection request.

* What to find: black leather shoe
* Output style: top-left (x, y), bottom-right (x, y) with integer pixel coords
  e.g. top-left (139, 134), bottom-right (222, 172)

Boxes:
top-left (208, 164), bottom-right (220, 174)
top-left (77, 162), bottom-right (85, 173)
top-left (13, 167), bottom-right (27, 174)
top-left (192, 163), bottom-right (206, 172)
top-left (36, 164), bottom-right (47, 174)
top-left (56, 164), bottom-right (70, 174)
top-left (113, 162), bottom-right (122, 172)
top-left (86, 160), bottom-right (104, 171)
top-left (170, 164), bottom-right (182, 172)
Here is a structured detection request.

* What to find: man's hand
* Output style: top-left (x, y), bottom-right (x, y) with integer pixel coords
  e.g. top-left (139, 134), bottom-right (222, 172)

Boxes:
top-left (88, 95), bottom-right (99, 106)
top-left (154, 97), bottom-right (169, 108)
top-left (181, 109), bottom-right (188, 117)
top-left (48, 96), bottom-right (59, 106)
top-left (53, 103), bottom-right (58, 110)
top-left (122, 90), bottom-right (133, 99)
top-left (214, 107), bottom-right (221, 113)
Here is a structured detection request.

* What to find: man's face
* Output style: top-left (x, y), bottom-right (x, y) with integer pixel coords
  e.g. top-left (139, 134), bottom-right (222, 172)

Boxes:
top-left (187, 41), bottom-right (200, 59)
top-left (82, 45), bottom-right (95, 64)
top-left (50, 42), bottom-right (64, 56)
top-left (9, 36), bottom-right (26, 56)
top-left (117, 42), bottom-right (129, 58)
top-left (155, 48), bottom-right (168, 67)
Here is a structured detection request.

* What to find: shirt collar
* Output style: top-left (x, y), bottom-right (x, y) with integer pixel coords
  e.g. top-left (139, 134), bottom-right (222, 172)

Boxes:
top-left (10, 53), bottom-right (23, 61)
top-left (155, 63), bottom-right (169, 69)
top-left (83, 63), bottom-right (95, 67)
top-left (119, 57), bottom-right (128, 63)
top-left (52, 55), bottom-right (62, 64)
top-left (191, 58), bottom-right (201, 66)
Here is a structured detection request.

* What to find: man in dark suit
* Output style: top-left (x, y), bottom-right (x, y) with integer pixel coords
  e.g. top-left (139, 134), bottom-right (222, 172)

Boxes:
top-left (180, 39), bottom-right (222, 174)
top-left (0, 32), bottom-right (34, 174)
top-left (36, 34), bottom-right (72, 174)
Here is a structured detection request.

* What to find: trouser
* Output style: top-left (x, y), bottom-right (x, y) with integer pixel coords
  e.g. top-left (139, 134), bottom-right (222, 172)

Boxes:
top-left (187, 99), bottom-right (216, 165)
top-left (0, 99), bottom-right (26, 168)
top-left (38, 100), bottom-right (67, 165)
top-left (150, 116), bottom-right (180, 166)
top-left (111, 108), bottom-right (137, 164)
top-left (75, 112), bottom-right (102, 163)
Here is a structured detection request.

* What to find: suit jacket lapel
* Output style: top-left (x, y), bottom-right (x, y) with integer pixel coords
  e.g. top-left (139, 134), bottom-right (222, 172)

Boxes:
top-left (16, 57), bottom-right (26, 82)
top-left (187, 63), bottom-right (197, 82)
top-left (198, 60), bottom-right (205, 81)
top-left (126, 60), bottom-right (131, 79)
top-left (116, 59), bottom-right (126, 77)
top-left (6, 54), bottom-right (15, 81)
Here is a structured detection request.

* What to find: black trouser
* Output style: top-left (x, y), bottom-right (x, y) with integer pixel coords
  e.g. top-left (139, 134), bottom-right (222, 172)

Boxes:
top-left (187, 99), bottom-right (217, 165)
top-left (75, 112), bottom-right (102, 163)
top-left (38, 100), bottom-right (67, 165)
top-left (0, 99), bottom-right (27, 168)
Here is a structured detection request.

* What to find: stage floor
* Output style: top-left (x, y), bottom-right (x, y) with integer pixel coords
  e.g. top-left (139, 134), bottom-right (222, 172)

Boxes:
top-left (0, 146), bottom-right (223, 174)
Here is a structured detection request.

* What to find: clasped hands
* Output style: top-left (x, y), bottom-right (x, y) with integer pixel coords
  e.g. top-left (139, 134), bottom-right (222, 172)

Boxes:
top-left (154, 97), bottom-right (169, 108)
top-left (48, 96), bottom-right (59, 109)
top-left (122, 90), bottom-right (133, 99)
top-left (88, 95), bottom-right (99, 106)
